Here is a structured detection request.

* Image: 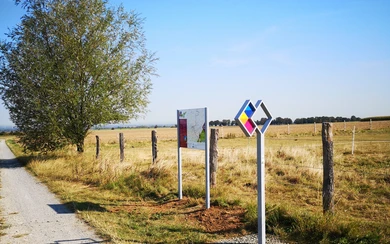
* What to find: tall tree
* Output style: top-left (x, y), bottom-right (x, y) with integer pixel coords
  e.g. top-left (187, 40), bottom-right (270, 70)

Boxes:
top-left (0, 0), bottom-right (157, 152)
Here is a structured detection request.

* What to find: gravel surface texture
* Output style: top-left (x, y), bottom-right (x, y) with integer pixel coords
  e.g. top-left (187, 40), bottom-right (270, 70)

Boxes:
top-left (216, 234), bottom-right (288, 243)
top-left (0, 139), bottom-right (104, 244)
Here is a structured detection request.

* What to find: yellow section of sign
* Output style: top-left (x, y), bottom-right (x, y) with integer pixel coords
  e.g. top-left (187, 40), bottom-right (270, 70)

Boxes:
top-left (240, 113), bottom-right (248, 124)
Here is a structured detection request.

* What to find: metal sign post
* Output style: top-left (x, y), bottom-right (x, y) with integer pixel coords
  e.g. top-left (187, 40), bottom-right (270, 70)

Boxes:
top-left (235, 100), bottom-right (272, 244)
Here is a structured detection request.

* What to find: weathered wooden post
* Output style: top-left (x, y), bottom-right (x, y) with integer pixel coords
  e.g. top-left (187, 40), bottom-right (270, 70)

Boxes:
top-left (152, 130), bottom-right (158, 164)
top-left (370, 119), bottom-right (372, 130)
top-left (119, 133), bottom-right (124, 162)
top-left (209, 128), bottom-right (219, 187)
top-left (287, 124), bottom-right (290, 135)
top-left (96, 135), bottom-right (100, 159)
top-left (344, 120), bottom-right (346, 132)
top-left (322, 122), bottom-right (334, 214)
top-left (314, 122), bottom-right (317, 134)
top-left (352, 126), bottom-right (356, 155)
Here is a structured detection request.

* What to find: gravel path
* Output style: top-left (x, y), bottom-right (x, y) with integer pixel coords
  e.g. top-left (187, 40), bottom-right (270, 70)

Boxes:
top-left (0, 140), bottom-right (104, 244)
top-left (216, 234), bottom-right (288, 243)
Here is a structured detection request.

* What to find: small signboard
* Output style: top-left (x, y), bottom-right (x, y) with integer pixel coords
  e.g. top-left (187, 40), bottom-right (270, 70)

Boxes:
top-left (235, 100), bottom-right (258, 137)
top-left (235, 100), bottom-right (273, 136)
top-left (178, 109), bottom-right (207, 150)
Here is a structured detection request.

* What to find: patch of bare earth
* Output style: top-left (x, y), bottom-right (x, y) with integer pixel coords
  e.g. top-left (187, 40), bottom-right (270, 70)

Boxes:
top-left (108, 197), bottom-right (247, 235)
top-left (188, 207), bottom-right (245, 233)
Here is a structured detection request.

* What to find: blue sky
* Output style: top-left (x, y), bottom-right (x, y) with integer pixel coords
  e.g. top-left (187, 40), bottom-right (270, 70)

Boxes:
top-left (0, 0), bottom-right (389, 126)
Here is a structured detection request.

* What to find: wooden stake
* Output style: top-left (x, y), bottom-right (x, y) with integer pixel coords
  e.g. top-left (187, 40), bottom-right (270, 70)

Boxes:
top-left (209, 129), bottom-right (219, 187)
top-left (352, 126), bottom-right (355, 155)
top-left (344, 120), bottom-right (346, 132)
top-left (322, 122), bottom-right (334, 214)
top-left (96, 135), bottom-right (100, 159)
top-left (119, 133), bottom-right (124, 162)
top-left (152, 130), bottom-right (158, 164)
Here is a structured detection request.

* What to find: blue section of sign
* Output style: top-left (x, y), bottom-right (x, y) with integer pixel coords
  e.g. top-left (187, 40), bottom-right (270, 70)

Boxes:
top-left (245, 104), bottom-right (255, 118)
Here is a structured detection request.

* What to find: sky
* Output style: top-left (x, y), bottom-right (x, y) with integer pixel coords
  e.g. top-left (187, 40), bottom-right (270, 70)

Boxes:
top-left (0, 0), bottom-right (389, 126)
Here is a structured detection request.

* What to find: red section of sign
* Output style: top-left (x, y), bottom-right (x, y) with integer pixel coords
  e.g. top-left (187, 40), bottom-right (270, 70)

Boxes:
top-left (179, 119), bottom-right (187, 148)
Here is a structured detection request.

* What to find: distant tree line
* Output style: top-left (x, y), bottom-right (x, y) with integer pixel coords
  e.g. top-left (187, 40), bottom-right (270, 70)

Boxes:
top-left (293, 116), bottom-right (361, 124)
top-left (208, 116), bottom-right (361, 126)
top-left (360, 116), bottom-right (390, 122)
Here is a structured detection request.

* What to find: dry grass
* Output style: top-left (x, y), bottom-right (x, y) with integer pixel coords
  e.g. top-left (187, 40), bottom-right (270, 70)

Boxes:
top-left (5, 121), bottom-right (390, 243)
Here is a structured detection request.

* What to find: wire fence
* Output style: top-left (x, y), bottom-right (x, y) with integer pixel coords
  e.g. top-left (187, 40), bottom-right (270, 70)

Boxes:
top-left (269, 161), bottom-right (390, 177)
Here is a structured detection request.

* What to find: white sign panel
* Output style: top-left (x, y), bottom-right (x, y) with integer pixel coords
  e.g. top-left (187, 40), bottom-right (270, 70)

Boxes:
top-left (178, 108), bottom-right (206, 150)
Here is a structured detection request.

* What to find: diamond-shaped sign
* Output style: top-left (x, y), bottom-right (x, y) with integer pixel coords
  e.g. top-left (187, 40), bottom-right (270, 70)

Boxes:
top-left (234, 99), bottom-right (273, 243)
top-left (235, 100), bottom-right (273, 137)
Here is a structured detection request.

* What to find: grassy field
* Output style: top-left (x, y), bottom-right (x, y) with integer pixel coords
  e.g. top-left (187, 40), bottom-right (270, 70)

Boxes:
top-left (4, 121), bottom-right (390, 243)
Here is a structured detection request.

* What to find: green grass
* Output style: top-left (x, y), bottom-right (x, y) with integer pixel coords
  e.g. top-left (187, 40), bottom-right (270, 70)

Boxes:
top-left (4, 123), bottom-right (390, 243)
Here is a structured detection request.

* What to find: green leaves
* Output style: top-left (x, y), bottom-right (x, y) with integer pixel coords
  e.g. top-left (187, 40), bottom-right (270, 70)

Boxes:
top-left (0, 0), bottom-right (157, 152)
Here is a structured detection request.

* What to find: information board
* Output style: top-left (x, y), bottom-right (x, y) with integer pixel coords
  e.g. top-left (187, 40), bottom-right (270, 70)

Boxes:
top-left (178, 108), bottom-right (206, 150)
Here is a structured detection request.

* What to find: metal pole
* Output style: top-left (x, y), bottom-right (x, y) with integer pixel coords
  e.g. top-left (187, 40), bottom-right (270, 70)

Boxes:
top-left (177, 110), bottom-right (182, 199)
top-left (257, 131), bottom-right (266, 243)
top-left (205, 108), bottom-right (210, 209)
top-left (178, 148), bottom-right (182, 199)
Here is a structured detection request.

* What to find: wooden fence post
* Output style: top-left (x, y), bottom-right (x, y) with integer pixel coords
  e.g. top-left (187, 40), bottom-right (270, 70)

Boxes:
top-left (314, 122), bottom-right (317, 134)
top-left (152, 130), bottom-right (158, 164)
top-left (344, 120), bottom-right (346, 132)
top-left (96, 135), bottom-right (100, 159)
top-left (119, 133), bottom-right (124, 162)
top-left (352, 126), bottom-right (356, 155)
top-left (322, 122), bottom-right (334, 214)
top-left (370, 119), bottom-right (372, 130)
top-left (287, 124), bottom-right (290, 135)
top-left (210, 128), bottom-right (219, 187)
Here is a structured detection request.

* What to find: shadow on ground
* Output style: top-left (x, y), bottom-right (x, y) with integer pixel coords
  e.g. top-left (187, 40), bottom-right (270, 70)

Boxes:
top-left (66, 201), bottom-right (108, 213)
top-left (0, 158), bottom-right (23, 168)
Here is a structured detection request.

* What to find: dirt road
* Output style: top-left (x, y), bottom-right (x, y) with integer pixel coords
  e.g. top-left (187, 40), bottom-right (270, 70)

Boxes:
top-left (0, 140), bottom-right (104, 244)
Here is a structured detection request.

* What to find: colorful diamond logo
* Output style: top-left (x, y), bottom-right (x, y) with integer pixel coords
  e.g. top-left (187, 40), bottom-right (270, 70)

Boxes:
top-left (235, 100), bottom-right (273, 137)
